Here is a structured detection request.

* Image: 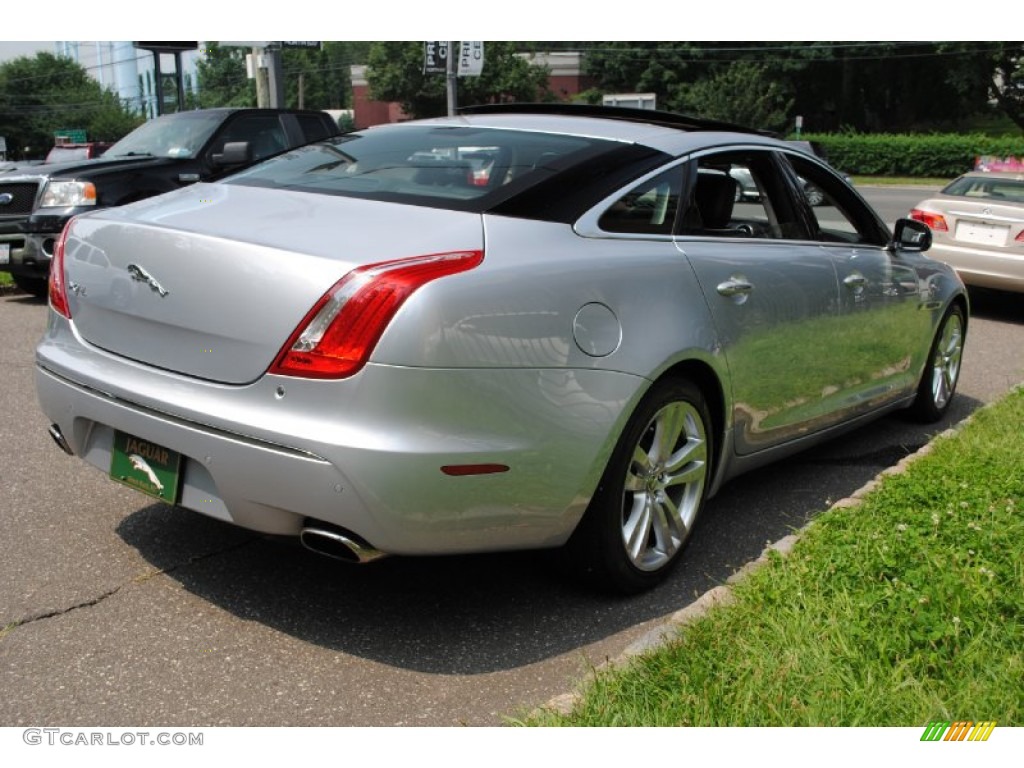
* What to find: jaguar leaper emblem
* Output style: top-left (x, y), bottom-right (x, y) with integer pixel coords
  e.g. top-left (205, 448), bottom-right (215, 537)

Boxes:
top-left (128, 454), bottom-right (165, 492)
top-left (126, 263), bottom-right (169, 297)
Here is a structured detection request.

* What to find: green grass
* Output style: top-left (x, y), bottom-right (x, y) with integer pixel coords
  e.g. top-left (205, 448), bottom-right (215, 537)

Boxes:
top-left (0, 272), bottom-right (13, 287)
top-left (526, 387), bottom-right (1024, 726)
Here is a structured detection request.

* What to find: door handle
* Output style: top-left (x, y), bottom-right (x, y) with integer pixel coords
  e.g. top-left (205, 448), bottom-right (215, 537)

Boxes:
top-left (716, 278), bottom-right (754, 297)
top-left (843, 273), bottom-right (867, 289)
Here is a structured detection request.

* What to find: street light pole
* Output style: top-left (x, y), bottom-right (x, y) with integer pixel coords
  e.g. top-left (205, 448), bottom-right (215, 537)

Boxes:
top-left (446, 41), bottom-right (457, 116)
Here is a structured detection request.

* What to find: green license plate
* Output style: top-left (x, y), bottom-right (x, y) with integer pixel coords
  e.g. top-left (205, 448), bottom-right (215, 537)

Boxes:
top-left (110, 430), bottom-right (182, 503)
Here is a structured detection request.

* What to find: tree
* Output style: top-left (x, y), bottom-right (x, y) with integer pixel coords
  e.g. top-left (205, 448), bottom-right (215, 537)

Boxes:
top-left (673, 61), bottom-right (793, 133)
top-left (942, 42), bottom-right (1024, 132)
top-left (581, 42), bottom-right (1024, 135)
top-left (583, 42), bottom-right (705, 107)
top-left (282, 42), bottom-right (370, 110)
top-left (195, 43), bottom-right (255, 108)
top-left (0, 52), bottom-right (142, 158)
top-left (986, 47), bottom-right (1024, 131)
top-left (366, 42), bottom-right (551, 119)
top-left (195, 42), bottom-right (370, 111)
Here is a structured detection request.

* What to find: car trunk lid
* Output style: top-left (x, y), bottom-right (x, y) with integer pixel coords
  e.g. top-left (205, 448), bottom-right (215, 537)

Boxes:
top-left (62, 184), bottom-right (484, 384)
top-left (933, 196), bottom-right (1024, 249)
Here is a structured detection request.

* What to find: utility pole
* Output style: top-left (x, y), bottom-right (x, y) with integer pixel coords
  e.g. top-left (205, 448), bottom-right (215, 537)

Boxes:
top-left (267, 47), bottom-right (285, 108)
top-left (254, 47), bottom-right (269, 107)
top-left (446, 41), bottom-right (458, 116)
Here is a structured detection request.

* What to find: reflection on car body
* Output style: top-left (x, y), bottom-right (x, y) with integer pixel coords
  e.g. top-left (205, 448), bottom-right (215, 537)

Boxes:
top-left (35, 104), bottom-right (968, 594)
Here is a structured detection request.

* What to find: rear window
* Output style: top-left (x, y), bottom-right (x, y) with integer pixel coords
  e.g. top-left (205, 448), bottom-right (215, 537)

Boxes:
top-left (223, 124), bottom-right (624, 212)
top-left (296, 114), bottom-right (335, 143)
top-left (943, 175), bottom-right (1024, 203)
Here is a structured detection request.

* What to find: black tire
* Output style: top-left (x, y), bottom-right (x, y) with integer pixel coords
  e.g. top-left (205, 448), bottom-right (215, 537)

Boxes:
top-left (12, 273), bottom-right (48, 299)
top-left (565, 378), bottom-right (713, 594)
top-left (908, 304), bottom-right (965, 422)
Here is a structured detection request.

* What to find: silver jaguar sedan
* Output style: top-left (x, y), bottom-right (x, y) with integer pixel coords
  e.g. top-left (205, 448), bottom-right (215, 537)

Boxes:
top-left (36, 104), bottom-right (968, 593)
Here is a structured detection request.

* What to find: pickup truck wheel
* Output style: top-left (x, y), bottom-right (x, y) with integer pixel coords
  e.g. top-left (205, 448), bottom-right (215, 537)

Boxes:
top-left (13, 274), bottom-right (48, 298)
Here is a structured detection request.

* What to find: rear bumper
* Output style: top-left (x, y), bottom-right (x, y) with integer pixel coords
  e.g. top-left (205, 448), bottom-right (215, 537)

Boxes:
top-left (35, 319), bottom-right (644, 555)
top-left (928, 242), bottom-right (1024, 293)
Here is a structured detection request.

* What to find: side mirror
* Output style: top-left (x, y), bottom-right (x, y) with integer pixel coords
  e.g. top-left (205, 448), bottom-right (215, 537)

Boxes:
top-left (212, 141), bottom-right (252, 167)
top-left (891, 218), bottom-right (932, 253)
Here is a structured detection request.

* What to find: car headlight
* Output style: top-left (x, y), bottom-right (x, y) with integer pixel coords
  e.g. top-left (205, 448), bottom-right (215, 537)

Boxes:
top-left (39, 181), bottom-right (97, 208)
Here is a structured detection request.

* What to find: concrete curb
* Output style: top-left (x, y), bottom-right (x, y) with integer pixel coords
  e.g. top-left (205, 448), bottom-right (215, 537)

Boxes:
top-left (538, 421), bottom-right (969, 718)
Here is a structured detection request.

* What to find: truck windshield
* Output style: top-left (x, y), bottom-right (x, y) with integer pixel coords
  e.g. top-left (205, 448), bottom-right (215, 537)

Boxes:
top-left (106, 113), bottom-right (224, 160)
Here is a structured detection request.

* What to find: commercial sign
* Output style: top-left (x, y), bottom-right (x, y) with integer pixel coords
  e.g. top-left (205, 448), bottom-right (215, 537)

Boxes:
top-left (458, 41), bottom-right (484, 76)
top-left (55, 129), bottom-right (87, 144)
top-left (423, 41), bottom-right (450, 74)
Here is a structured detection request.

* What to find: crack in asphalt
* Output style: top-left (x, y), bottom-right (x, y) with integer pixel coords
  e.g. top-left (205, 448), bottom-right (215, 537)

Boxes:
top-left (1, 538), bottom-right (256, 639)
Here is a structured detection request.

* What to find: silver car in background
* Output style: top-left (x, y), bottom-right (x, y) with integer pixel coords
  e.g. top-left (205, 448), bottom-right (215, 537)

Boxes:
top-left (36, 105), bottom-right (967, 593)
top-left (911, 171), bottom-right (1024, 293)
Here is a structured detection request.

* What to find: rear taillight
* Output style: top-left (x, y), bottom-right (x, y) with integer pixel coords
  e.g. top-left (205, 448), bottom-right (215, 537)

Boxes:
top-left (1016, 230), bottom-right (1024, 243)
top-left (48, 219), bottom-right (74, 318)
top-left (270, 250), bottom-right (483, 379)
top-left (910, 208), bottom-right (948, 232)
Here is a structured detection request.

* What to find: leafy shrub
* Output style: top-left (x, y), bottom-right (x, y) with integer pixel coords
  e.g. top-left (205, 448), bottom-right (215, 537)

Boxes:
top-left (800, 133), bottom-right (1024, 177)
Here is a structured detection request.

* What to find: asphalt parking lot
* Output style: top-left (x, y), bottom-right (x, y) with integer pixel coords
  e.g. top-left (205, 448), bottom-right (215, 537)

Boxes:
top-left (2, 205), bottom-right (1022, 724)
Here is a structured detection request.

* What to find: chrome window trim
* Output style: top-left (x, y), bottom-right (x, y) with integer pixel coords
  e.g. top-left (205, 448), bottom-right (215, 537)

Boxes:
top-left (575, 143), bottom-right (813, 242)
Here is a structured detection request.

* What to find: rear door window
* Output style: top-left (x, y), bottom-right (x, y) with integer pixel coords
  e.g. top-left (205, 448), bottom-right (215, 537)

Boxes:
top-left (296, 114), bottom-right (336, 143)
top-left (678, 149), bottom-right (806, 240)
top-left (212, 115), bottom-right (288, 162)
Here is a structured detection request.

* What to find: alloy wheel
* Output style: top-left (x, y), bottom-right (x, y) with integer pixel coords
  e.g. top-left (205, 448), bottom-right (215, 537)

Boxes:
top-left (930, 310), bottom-right (964, 410)
top-left (620, 400), bottom-right (708, 572)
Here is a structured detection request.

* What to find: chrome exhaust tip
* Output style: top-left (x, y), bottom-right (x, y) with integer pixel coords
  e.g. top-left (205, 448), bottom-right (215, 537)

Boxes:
top-left (48, 424), bottom-right (74, 456)
top-left (300, 523), bottom-right (386, 564)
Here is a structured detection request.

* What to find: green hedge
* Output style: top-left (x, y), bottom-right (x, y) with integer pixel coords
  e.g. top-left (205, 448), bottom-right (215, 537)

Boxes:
top-left (800, 133), bottom-right (1024, 178)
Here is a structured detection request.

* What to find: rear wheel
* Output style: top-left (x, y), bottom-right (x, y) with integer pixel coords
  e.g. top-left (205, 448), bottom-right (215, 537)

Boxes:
top-left (567, 378), bottom-right (712, 594)
top-left (908, 304), bottom-right (965, 422)
top-left (12, 274), bottom-right (48, 298)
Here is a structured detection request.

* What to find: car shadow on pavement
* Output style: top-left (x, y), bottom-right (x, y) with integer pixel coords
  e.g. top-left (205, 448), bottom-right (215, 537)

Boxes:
top-left (114, 394), bottom-right (980, 676)
top-left (3, 292), bottom-right (47, 304)
top-left (967, 287), bottom-right (1023, 324)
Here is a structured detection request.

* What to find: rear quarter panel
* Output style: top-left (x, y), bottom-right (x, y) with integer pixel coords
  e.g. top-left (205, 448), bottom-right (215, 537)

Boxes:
top-left (373, 215), bottom-right (726, 383)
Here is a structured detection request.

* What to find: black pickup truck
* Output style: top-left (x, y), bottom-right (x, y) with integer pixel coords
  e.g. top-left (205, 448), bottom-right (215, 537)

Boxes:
top-left (0, 108), bottom-right (339, 296)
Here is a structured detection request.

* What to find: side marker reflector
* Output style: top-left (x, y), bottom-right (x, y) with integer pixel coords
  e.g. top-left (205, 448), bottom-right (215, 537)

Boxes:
top-left (440, 464), bottom-right (510, 476)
